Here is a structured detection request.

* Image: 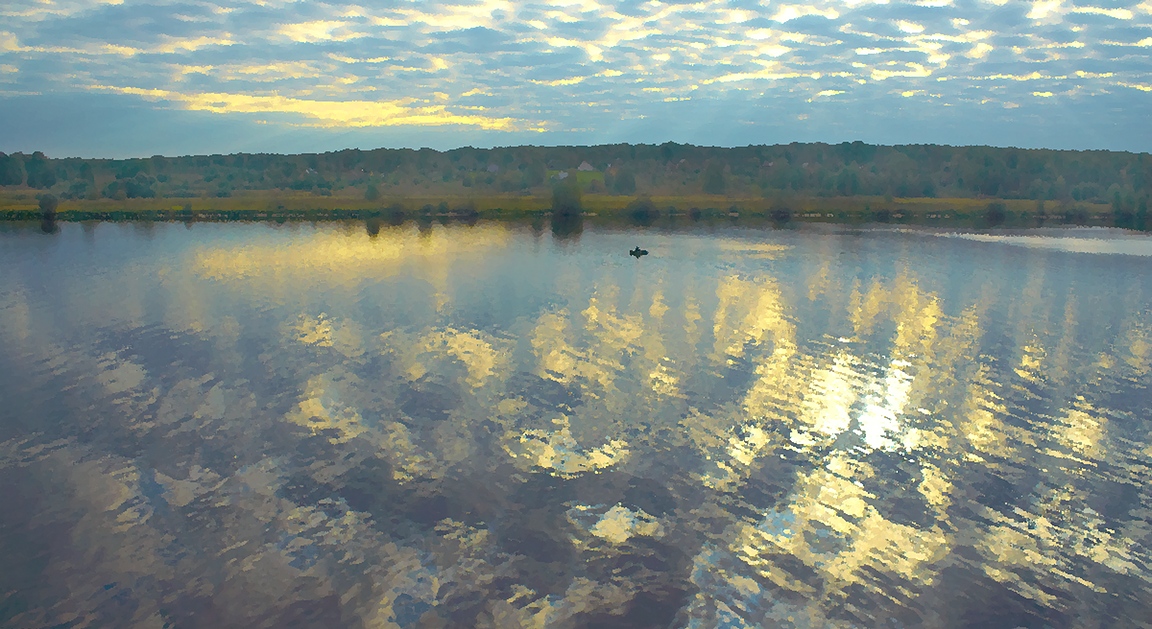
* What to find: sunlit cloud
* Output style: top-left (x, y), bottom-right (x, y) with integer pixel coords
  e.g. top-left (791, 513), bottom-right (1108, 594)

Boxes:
top-left (1028, 0), bottom-right (1066, 20)
top-left (93, 85), bottom-right (538, 130)
top-left (809, 89), bottom-right (845, 101)
top-left (772, 4), bottom-right (841, 22)
top-left (276, 20), bottom-right (365, 43)
top-left (1, 0), bottom-right (125, 20)
top-left (896, 20), bottom-right (925, 34)
top-left (1073, 6), bottom-right (1134, 19)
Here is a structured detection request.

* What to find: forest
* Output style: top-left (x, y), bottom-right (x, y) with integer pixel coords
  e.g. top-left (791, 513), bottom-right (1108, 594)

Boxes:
top-left (0, 142), bottom-right (1149, 218)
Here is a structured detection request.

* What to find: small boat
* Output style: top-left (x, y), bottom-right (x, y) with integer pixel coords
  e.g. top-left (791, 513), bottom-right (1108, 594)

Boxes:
top-left (629, 246), bottom-right (649, 258)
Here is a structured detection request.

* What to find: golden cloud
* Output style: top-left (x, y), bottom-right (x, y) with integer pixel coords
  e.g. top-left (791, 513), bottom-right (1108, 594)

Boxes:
top-left (91, 85), bottom-right (533, 130)
top-left (276, 20), bottom-right (365, 43)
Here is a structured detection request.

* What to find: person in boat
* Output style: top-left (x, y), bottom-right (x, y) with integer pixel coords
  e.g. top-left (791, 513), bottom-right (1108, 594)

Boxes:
top-left (630, 246), bottom-right (649, 258)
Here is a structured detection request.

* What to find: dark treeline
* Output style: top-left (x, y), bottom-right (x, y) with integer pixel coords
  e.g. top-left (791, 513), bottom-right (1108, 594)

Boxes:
top-left (1, 142), bottom-right (1148, 213)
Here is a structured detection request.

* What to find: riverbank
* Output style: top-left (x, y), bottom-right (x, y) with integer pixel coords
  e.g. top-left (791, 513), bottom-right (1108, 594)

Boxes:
top-left (1, 190), bottom-right (1140, 229)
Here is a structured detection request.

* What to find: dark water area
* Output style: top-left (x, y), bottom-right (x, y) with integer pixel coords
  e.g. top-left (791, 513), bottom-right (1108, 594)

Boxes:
top-left (1, 220), bottom-right (1151, 628)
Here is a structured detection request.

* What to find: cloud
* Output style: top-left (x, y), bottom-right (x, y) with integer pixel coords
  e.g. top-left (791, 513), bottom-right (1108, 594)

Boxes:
top-left (0, 0), bottom-right (1150, 152)
top-left (276, 20), bottom-right (365, 43)
top-left (1073, 6), bottom-right (1134, 20)
top-left (93, 84), bottom-right (538, 130)
top-left (809, 88), bottom-right (845, 101)
top-left (0, 31), bottom-right (20, 52)
top-left (1028, 0), bottom-right (1066, 21)
top-left (771, 5), bottom-right (841, 23)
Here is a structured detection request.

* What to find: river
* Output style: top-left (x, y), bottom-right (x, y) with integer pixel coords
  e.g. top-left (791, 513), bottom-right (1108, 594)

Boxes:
top-left (1, 220), bottom-right (1150, 627)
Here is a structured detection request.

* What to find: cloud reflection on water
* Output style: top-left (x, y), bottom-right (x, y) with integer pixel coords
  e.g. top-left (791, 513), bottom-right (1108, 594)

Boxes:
top-left (0, 222), bottom-right (1150, 627)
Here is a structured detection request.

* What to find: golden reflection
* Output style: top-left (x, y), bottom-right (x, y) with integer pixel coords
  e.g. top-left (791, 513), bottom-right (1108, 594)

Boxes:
top-left (569, 504), bottom-right (665, 546)
top-left (682, 293), bottom-right (703, 351)
top-left (421, 327), bottom-right (509, 388)
top-left (1051, 397), bottom-right (1107, 461)
top-left (918, 463), bottom-right (953, 513)
top-left (382, 421), bottom-right (440, 482)
top-left (691, 408), bottom-right (780, 492)
top-left (716, 240), bottom-right (792, 259)
top-left (528, 285), bottom-right (657, 408)
top-left (729, 275), bottom-right (800, 421)
top-left (733, 458), bottom-right (950, 597)
top-left (582, 291), bottom-right (646, 362)
top-left (1015, 340), bottom-right (1047, 385)
top-left (292, 313), bottom-right (367, 359)
top-left (285, 369), bottom-right (368, 443)
top-left (95, 352), bottom-right (149, 395)
top-left (972, 479), bottom-right (1144, 607)
top-left (192, 223), bottom-right (510, 284)
top-left (505, 416), bottom-right (630, 477)
top-left (1042, 294), bottom-right (1079, 388)
top-left (806, 260), bottom-right (832, 302)
top-left (380, 325), bottom-right (512, 388)
top-left (531, 308), bottom-right (580, 383)
top-left (855, 358), bottom-right (915, 451)
top-left (1119, 318), bottom-right (1152, 377)
top-left (712, 274), bottom-right (794, 361)
top-left (792, 351), bottom-right (862, 445)
top-left (850, 276), bottom-right (888, 337)
top-left (958, 365), bottom-right (1020, 460)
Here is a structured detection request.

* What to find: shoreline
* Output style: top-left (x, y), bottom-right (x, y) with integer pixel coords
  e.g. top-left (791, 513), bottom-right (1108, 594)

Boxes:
top-left (1, 193), bottom-right (1143, 230)
top-left (2, 210), bottom-right (1145, 234)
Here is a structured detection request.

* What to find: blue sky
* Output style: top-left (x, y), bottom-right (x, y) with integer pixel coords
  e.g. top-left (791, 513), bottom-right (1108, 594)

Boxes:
top-left (1, 0), bottom-right (1150, 158)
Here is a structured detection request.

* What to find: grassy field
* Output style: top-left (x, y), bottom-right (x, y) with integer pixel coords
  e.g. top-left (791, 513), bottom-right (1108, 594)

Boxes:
top-left (0, 188), bottom-right (1118, 224)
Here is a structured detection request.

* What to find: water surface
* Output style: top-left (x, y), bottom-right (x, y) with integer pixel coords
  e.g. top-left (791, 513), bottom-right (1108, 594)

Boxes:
top-left (1, 221), bottom-right (1150, 628)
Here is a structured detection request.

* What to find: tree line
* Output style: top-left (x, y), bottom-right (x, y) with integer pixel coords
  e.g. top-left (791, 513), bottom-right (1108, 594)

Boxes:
top-left (1, 142), bottom-right (1148, 214)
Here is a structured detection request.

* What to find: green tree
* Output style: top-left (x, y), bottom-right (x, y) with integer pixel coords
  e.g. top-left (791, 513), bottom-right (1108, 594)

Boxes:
top-left (102, 181), bottom-right (126, 200)
top-left (552, 180), bottom-right (582, 215)
top-left (525, 162), bottom-right (546, 187)
top-left (612, 169), bottom-right (636, 194)
top-left (0, 152), bottom-right (24, 186)
top-left (25, 152), bottom-right (56, 189)
top-left (116, 159), bottom-right (150, 180)
top-left (702, 161), bottom-right (726, 195)
top-left (835, 168), bottom-right (859, 196)
top-left (65, 181), bottom-right (89, 199)
top-left (365, 183), bottom-right (380, 201)
top-left (124, 173), bottom-right (156, 198)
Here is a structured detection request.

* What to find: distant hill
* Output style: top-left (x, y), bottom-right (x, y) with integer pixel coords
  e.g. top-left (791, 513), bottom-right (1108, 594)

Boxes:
top-left (0, 142), bottom-right (1147, 215)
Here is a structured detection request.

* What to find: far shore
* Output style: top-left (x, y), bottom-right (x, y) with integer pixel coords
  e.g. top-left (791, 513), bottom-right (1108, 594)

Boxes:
top-left (1, 190), bottom-right (1141, 230)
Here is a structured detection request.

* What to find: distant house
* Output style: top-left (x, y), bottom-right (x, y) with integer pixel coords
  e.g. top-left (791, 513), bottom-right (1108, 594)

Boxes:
top-left (487, 164), bottom-right (500, 173)
top-left (577, 161), bottom-right (594, 171)
top-left (557, 171), bottom-right (569, 180)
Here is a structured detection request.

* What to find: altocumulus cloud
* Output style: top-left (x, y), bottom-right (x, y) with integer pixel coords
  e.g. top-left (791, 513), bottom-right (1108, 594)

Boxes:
top-left (0, 0), bottom-right (1150, 156)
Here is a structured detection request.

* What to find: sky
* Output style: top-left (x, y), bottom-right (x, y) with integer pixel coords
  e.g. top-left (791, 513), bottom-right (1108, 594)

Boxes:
top-left (0, 0), bottom-right (1150, 158)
